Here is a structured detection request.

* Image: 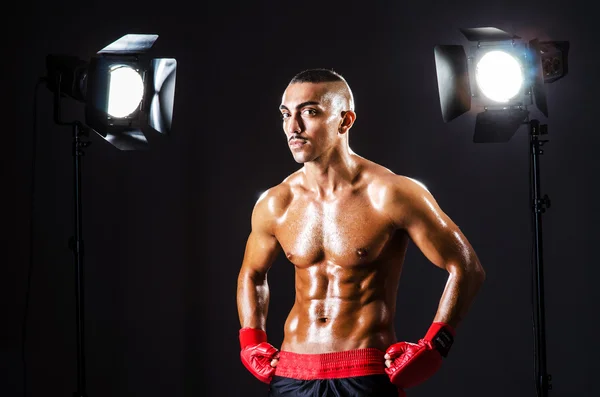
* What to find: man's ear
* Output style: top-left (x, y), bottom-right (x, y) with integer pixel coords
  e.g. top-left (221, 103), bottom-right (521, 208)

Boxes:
top-left (339, 110), bottom-right (356, 134)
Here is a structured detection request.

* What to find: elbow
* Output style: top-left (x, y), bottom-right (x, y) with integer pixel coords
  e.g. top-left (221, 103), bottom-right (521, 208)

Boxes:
top-left (239, 266), bottom-right (268, 286)
top-left (449, 258), bottom-right (485, 288)
top-left (478, 264), bottom-right (486, 283)
top-left (471, 260), bottom-right (486, 291)
top-left (475, 257), bottom-right (485, 281)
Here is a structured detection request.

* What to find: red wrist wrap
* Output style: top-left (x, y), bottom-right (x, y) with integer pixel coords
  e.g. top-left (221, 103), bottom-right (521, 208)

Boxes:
top-left (424, 322), bottom-right (455, 341)
top-left (239, 327), bottom-right (267, 349)
top-left (274, 348), bottom-right (386, 380)
top-left (424, 322), bottom-right (455, 357)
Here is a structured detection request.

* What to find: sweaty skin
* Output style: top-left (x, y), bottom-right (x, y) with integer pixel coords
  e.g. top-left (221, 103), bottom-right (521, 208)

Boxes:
top-left (237, 81), bottom-right (485, 365)
top-left (258, 164), bottom-right (411, 354)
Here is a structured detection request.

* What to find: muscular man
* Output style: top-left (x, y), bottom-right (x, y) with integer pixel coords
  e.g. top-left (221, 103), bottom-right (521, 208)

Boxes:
top-left (237, 69), bottom-right (485, 396)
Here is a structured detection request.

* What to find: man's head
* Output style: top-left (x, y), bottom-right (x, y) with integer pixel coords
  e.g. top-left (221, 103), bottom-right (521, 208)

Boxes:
top-left (280, 69), bottom-right (356, 164)
top-left (288, 69), bottom-right (355, 111)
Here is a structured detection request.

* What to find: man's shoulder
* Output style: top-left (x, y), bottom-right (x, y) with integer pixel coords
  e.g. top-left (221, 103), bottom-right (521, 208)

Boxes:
top-left (253, 171), bottom-right (301, 217)
top-left (359, 159), bottom-right (432, 206)
top-left (361, 159), bottom-right (428, 193)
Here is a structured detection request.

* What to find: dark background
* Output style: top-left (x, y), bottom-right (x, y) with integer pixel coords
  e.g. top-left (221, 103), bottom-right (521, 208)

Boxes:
top-left (3, 1), bottom-right (598, 396)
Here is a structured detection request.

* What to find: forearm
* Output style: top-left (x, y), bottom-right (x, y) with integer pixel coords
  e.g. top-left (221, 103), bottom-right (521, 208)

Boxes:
top-left (433, 261), bottom-right (485, 329)
top-left (237, 270), bottom-right (270, 330)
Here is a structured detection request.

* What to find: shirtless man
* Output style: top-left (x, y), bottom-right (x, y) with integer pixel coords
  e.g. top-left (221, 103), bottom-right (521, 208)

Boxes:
top-left (237, 69), bottom-right (486, 397)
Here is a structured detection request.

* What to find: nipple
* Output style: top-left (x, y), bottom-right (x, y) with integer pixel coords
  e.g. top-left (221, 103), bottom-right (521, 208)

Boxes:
top-left (356, 248), bottom-right (368, 257)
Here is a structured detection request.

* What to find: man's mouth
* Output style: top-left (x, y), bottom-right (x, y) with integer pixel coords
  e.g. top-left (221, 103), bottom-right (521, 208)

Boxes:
top-left (289, 139), bottom-right (306, 148)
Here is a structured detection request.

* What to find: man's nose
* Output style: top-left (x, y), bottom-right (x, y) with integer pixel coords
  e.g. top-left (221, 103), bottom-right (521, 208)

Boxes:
top-left (286, 114), bottom-right (302, 136)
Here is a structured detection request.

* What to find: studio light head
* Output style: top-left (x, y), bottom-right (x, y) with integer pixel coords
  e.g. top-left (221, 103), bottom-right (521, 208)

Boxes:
top-left (41, 35), bottom-right (178, 397)
top-left (433, 27), bottom-right (569, 142)
top-left (45, 34), bottom-right (177, 150)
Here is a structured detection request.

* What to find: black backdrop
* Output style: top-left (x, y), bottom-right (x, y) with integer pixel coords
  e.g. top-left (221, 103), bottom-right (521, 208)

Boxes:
top-left (3, 1), bottom-right (599, 396)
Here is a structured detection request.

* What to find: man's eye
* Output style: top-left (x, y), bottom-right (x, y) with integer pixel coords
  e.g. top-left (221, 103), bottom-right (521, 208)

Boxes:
top-left (281, 113), bottom-right (290, 119)
top-left (303, 109), bottom-right (316, 116)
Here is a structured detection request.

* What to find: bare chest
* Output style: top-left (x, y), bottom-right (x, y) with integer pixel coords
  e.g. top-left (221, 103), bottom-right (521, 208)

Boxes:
top-left (274, 195), bottom-right (393, 267)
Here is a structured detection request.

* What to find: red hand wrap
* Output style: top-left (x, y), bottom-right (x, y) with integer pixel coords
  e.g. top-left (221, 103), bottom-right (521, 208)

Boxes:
top-left (385, 322), bottom-right (455, 389)
top-left (424, 322), bottom-right (455, 343)
top-left (239, 328), bottom-right (278, 384)
top-left (239, 327), bottom-right (267, 349)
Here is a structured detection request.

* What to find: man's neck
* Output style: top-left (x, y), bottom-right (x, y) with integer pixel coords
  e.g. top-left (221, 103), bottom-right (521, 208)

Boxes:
top-left (302, 148), bottom-right (359, 199)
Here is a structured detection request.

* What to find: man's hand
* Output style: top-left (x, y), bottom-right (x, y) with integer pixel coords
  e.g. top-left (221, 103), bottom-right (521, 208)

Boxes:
top-left (384, 322), bottom-right (455, 389)
top-left (239, 328), bottom-right (279, 384)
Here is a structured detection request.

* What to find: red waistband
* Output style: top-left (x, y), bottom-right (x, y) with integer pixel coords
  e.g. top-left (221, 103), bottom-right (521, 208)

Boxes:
top-left (274, 348), bottom-right (386, 380)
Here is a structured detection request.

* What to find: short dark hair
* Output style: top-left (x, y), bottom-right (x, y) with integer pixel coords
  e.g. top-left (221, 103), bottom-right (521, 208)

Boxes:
top-left (288, 68), bottom-right (355, 110)
top-left (289, 68), bottom-right (346, 84)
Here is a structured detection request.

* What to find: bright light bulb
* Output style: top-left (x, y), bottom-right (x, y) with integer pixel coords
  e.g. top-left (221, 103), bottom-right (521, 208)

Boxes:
top-left (475, 50), bottom-right (524, 103)
top-left (107, 66), bottom-right (144, 118)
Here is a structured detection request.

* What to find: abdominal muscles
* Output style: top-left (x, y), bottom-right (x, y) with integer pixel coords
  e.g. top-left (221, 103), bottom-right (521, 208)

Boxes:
top-left (281, 262), bottom-right (398, 353)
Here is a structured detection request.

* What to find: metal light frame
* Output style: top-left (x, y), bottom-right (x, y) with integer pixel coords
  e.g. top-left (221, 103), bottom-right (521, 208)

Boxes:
top-left (46, 33), bottom-right (177, 150)
top-left (433, 26), bottom-right (570, 397)
top-left (434, 27), bottom-right (568, 143)
top-left (41, 33), bottom-right (177, 397)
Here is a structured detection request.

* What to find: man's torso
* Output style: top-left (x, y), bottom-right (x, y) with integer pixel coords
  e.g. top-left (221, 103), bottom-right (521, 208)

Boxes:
top-left (270, 158), bottom-right (409, 353)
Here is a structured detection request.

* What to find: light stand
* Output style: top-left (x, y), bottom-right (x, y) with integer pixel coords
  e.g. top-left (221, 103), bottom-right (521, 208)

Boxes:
top-left (529, 119), bottom-right (552, 396)
top-left (38, 34), bottom-right (177, 397)
top-left (433, 29), bottom-right (569, 396)
top-left (53, 73), bottom-right (91, 397)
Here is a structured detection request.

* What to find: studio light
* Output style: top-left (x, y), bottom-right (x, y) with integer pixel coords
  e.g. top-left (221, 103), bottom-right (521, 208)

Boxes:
top-left (39, 33), bottom-right (177, 397)
top-left (433, 27), bottom-right (569, 143)
top-left (46, 33), bottom-right (177, 150)
top-left (433, 27), bottom-right (570, 397)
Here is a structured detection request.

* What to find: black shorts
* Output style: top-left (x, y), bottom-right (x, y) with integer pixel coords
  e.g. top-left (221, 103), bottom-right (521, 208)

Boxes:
top-left (268, 374), bottom-right (400, 396)
top-left (268, 348), bottom-right (403, 397)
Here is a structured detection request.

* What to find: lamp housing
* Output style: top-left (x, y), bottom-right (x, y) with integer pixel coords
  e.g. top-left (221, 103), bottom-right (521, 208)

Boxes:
top-left (45, 34), bottom-right (177, 150)
top-left (434, 27), bottom-right (569, 142)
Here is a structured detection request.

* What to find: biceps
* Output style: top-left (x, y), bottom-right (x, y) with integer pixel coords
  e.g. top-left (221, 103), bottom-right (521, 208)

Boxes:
top-left (240, 231), bottom-right (282, 277)
top-left (407, 211), bottom-right (471, 270)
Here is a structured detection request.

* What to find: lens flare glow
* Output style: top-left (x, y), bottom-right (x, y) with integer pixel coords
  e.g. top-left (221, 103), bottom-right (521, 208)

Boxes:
top-left (475, 50), bottom-right (523, 103)
top-left (107, 66), bottom-right (144, 118)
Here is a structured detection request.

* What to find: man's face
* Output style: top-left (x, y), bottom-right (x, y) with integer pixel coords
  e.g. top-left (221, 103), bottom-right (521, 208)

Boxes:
top-left (279, 82), bottom-right (345, 164)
